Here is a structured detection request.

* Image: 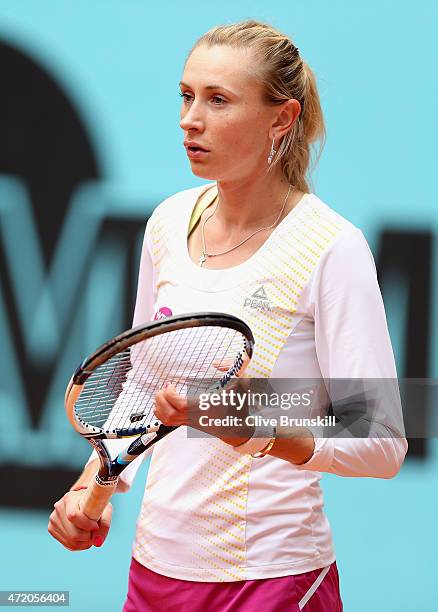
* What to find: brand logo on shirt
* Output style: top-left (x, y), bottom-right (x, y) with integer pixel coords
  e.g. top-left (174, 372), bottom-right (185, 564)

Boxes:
top-left (243, 286), bottom-right (272, 311)
top-left (154, 307), bottom-right (173, 320)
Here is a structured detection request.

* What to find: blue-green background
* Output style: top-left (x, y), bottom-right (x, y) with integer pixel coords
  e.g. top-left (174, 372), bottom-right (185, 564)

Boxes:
top-left (0, 1), bottom-right (437, 610)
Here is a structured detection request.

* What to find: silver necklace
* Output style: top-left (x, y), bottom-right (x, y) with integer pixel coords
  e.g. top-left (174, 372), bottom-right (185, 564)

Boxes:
top-left (199, 183), bottom-right (292, 267)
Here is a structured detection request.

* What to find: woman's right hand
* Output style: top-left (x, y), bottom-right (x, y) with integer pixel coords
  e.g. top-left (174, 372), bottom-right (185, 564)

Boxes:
top-left (48, 489), bottom-right (113, 551)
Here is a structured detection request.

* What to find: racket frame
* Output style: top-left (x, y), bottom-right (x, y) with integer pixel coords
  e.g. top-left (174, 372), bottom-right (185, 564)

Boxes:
top-left (65, 312), bottom-right (254, 520)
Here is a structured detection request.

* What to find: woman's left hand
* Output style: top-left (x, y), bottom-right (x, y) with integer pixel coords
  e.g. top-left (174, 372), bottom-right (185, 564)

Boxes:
top-left (154, 384), bottom-right (190, 427)
top-left (154, 380), bottom-right (254, 446)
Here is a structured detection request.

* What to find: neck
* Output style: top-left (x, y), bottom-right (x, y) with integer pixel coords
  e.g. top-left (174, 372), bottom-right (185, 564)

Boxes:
top-left (215, 169), bottom-right (291, 231)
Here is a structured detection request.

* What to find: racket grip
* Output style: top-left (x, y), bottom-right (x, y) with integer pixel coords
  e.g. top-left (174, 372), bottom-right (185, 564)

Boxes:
top-left (80, 475), bottom-right (118, 521)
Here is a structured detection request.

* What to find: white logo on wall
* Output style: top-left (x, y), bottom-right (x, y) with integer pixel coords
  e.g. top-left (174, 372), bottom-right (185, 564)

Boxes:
top-left (243, 286), bottom-right (272, 311)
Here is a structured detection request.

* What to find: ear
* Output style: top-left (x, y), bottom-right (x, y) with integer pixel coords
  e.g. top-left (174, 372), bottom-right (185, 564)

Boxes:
top-left (270, 99), bottom-right (301, 141)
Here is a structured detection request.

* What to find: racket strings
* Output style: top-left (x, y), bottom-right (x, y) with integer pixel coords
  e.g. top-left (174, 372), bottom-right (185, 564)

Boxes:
top-left (123, 329), bottom-right (212, 421)
top-left (74, 325), bottom-right (247, 435)
top-left (125, 327), bottom-right (241, 418)
top-left (184, 325), bottom-right (235, 391)
top-left (100, 331), bottom-right (200, 432)
top-left (75, 352), bottom-right (133, 424)
top-left (118, 326), bottom-right (244, 431)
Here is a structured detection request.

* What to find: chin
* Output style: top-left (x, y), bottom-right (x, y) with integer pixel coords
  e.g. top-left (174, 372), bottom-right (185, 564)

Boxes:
top-left (189, 164), bottom-right (218, 181)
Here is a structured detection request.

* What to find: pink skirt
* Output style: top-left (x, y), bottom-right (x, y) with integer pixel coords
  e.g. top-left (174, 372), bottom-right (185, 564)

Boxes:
top-left (123, 557), bottom-right (343, 611)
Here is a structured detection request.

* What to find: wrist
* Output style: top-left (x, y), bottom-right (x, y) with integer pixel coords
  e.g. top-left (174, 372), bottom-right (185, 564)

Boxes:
top-left (233, 423), bottom-right (276, 458)
top-left (221, 424), bottom-right (255, 447)
top-left (272, 425), bottom-right (315, 464)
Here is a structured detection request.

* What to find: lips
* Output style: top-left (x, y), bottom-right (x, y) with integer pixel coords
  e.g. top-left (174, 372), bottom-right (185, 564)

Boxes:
top-left (184, 141), bottom-right (210, 153)
top-left (184, 141), bottom-right (210, 161)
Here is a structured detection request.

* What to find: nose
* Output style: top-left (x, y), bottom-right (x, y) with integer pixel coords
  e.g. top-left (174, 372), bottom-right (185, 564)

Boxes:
top-left (180, 101), bottom-right (205, 133)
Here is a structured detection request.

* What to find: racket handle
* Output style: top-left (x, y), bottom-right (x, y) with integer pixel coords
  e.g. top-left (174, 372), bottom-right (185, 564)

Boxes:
top-left (80, 475), bottom-right (118, 521)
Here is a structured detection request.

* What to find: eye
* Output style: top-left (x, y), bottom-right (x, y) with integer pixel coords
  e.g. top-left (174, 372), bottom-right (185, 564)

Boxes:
top-left (179, 91), bottom-right (193, 104)
top-left (211, 96), bottom-right (226, 106)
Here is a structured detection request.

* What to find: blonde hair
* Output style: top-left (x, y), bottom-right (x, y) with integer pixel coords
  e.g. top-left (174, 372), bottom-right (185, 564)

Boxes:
top-left (189, 20), bottom-right (326, 193)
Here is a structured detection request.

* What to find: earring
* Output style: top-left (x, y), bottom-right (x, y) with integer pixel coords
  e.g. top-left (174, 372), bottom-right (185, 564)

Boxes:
top-left (268, 138), bottom-right (277, 165)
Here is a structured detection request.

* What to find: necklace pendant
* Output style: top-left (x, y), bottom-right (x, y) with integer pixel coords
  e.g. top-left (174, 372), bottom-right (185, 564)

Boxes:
top-left (199, 252), bottom-right (207, 267)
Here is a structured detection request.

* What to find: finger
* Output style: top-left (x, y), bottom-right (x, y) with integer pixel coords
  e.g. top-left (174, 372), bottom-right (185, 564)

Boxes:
top-left (160, 385), bottom-right (188, 410)
top-left (49, 525), bottom-right (93, 551)
top-left (154, 393), bottom-right (187, 425)
top-left (65, 510), bottom-right (99, 532)
top-left (63, 498), bottom-right (100, 531)
top-left (155, 405), bottom-right (187, 426)
top-left (212, 358), bottom-right (234, 372)
top-left (154, 393), bottom-right (175, 422)
top-left (68, 527), bottom-right (96, 543)
top-left (50, 511), bottom-right (96, 544)
top-left (93, 503), bottom-right (113, 547)
top-left (228, 376), bottom-right (251, 394)
top-left (61, 538), bottom-right (93, 552)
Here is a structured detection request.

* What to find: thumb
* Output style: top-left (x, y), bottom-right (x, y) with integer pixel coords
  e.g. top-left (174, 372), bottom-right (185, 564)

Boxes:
top-left (163, 384), bottom-right (186, 409)
top-left (93, 502), bottom-right (113, 547)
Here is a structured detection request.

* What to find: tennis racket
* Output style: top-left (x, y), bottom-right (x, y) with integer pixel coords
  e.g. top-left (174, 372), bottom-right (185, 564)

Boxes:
top-left (65, 312), bottom-right (254, 521)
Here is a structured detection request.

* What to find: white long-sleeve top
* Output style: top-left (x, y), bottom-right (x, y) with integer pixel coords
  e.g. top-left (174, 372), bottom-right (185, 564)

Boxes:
top-left (100, 184), bottom-right (407, 581)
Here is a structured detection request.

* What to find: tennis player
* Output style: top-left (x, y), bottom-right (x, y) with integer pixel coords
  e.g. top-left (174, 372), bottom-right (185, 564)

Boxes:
top-left (49, 20), bottom-right (407, 611)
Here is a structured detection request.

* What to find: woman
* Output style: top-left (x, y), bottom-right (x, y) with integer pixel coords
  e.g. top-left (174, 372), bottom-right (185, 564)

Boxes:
top-left (48, 20), bottom-right (407, 611)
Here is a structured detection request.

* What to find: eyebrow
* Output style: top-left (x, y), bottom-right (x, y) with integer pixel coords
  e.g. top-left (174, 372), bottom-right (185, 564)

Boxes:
top-left (179, 81), bottom-right (236, 96)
